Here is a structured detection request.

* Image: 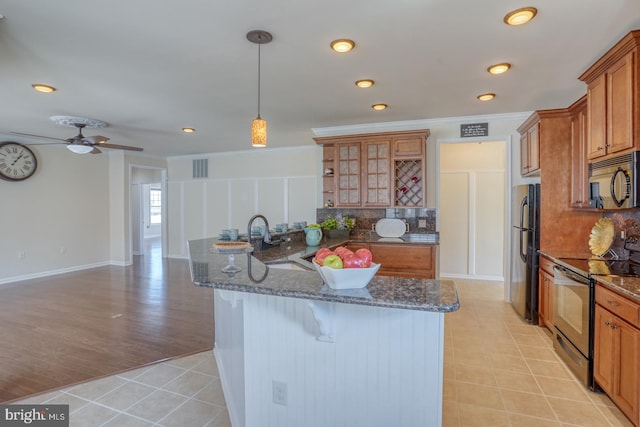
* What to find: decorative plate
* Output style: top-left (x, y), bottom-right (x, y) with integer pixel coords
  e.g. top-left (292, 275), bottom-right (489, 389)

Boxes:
top-left (588, 260), bottom-right (611, 275)
top-left (209, 241), bottom-right (253, 254)
top-left (588, 218), bottom-right (615, 256)
top-left (374, 218), bottom-right (407, 238)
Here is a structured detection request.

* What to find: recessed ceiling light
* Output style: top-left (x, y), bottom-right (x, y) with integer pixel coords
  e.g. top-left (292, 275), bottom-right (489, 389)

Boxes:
top-left (503, 7), bottom-right (537, 26)
top-left (182, 127), bottom-right (196, 133)
top-left (477, 93), bottom-right (496, 101)
top-left (32, 84), bottom-right (56, 93)
top-left (330, 39), bottom-right (355, 53)
top-left (355, 79), bottom-right (374, 88)
top-left (487, 63), bottom-right (511, 75)
top-left (371, 104), bottom-right (387, 111)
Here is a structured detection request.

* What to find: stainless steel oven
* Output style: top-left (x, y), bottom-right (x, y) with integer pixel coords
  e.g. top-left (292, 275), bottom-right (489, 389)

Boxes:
top-left (552, 264), bottom-right (595, 389)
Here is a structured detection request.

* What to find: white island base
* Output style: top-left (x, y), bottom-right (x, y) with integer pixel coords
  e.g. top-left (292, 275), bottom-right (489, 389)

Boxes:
top-left (214, 289), bottom-right (445, 427)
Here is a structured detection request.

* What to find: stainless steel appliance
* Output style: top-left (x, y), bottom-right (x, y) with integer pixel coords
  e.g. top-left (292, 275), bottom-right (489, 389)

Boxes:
top-left (589, 151), bottom-right (640, 209)
top-left (552, 263), bottom-right (595, 389)
top-left (551, 247), bottom-right (640, 391)
top-left (510, 184), bottom-right (541, 323)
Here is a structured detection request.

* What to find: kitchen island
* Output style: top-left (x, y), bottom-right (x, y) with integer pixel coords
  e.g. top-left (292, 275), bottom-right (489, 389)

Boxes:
top-left (188, 236), bottom-right (459, 427)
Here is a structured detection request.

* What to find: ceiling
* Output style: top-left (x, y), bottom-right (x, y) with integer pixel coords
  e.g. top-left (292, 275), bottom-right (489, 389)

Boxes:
top-left (0, 1), bottom-right (639, 157)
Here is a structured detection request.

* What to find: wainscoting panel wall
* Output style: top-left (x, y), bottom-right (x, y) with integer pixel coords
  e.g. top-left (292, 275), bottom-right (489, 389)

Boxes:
top-left (167, 176), bottom-right (317, 258)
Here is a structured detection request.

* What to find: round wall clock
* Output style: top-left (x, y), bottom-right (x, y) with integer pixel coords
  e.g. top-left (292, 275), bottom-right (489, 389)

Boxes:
top-left (0, 142), bottom-right (38, 181)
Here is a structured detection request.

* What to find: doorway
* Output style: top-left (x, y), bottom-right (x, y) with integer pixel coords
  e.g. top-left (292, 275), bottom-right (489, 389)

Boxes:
top-left (438, 140), bottom-right (507, 280)
top-left (130, 166), bottom-right (166, 261)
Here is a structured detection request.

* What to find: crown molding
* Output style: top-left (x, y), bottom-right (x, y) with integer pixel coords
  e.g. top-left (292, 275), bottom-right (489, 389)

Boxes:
top-left (311, 111), bottom-right (533, 137)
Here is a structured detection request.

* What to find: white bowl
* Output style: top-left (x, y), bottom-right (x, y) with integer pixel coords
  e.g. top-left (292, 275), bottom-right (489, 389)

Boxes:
top-left (312, 259), bottom-right (381, 289)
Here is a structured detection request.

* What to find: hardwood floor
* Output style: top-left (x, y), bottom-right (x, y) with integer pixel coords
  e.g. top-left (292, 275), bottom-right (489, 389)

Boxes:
top-left (0, 237), bottom-right (214, 403)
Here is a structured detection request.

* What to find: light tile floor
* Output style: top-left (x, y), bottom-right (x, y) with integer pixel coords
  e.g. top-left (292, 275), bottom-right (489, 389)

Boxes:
top-left (15, 278), bottom-right (635, 426)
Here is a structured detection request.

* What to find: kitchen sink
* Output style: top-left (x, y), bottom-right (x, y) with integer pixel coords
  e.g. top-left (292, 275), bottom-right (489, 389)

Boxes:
top-left (266, 261), bottom-right (313, 271)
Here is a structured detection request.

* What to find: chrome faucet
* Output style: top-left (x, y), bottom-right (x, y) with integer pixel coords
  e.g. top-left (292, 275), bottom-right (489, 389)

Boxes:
top-left (247, 214), bottom-right (272, 245)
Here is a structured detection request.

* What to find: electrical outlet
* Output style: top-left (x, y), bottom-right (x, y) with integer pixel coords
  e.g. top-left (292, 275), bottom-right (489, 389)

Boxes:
top-left (18, 251), bottom-right (25, 259)
top-left (272, 380), bottom-right (288, 406)
top-left (418, 219), bottom-right (427, 228)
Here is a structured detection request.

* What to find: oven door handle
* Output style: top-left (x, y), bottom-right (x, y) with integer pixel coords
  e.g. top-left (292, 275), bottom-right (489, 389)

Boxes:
top-left (553, 265), bottom-right (590, 285)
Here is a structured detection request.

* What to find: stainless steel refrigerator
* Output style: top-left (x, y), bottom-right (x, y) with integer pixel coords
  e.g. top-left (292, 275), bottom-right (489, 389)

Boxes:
top-left (510, 184), bottom-right (540, 323)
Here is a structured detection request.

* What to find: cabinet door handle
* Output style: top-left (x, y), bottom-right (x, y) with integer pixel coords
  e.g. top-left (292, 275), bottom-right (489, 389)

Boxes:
top-left (607, 300), bottom-right (620, 307)
top-left (604, 320), bottom-right (619, 329)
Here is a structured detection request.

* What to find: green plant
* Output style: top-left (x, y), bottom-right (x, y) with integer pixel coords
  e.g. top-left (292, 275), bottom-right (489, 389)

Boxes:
top-left (321, 214), bottom-right (355, 230)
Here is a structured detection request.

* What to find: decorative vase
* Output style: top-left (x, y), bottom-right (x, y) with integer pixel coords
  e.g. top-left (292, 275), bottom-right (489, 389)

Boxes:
top-left (304, 227), bottom-right (323, 246)
top-left (325, 229), bottom-right (350, 240)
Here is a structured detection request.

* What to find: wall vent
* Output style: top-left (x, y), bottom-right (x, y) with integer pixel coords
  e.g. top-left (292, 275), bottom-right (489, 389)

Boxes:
top-left (193, 159), bottom-right (208, 179)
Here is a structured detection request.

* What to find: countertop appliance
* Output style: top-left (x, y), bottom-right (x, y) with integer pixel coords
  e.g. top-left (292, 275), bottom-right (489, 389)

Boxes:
top-left (589, 151), bottom-right (640, 209)
top-left (510, 184), bottom-right (541, 323)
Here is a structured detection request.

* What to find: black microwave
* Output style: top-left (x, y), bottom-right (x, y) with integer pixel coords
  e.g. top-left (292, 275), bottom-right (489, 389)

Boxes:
top-left (589, 151), bottom-right (640, 209)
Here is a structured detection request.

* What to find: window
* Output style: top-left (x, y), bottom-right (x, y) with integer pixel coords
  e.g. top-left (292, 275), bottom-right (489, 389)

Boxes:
top-left (150, 187), bottom-right (161, 224)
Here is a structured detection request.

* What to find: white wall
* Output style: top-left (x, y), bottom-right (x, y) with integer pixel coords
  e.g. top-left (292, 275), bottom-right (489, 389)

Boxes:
top-left (0, 145), bottom-right (111, 283)
top-left (439, 141), bottom-right (505, 280)
top-left (166, 146), bottom-right (320, 258)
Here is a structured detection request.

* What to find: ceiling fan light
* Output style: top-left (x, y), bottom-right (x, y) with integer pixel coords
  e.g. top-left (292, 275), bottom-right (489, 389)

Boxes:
top-left (251, 117), bottom-right (267, 147)
top-left (504, 7), bottom-right (537, 26)
top-left (32, 84), bottom-right (56, 93)
top-left (67, 144), bottom-right (93, 154)
top-left (330, 39), bottom-right (355, 53)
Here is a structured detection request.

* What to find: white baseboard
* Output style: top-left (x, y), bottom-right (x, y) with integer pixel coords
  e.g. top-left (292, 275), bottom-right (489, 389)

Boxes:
top-left (439, 273), bottom-right (504, 282)
top-left (0, 261), bottom-right (111, 285)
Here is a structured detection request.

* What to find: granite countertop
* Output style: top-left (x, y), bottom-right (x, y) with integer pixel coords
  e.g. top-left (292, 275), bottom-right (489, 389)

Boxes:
top-left (187, 236), bottom-right (458, 313)
top-left (539, 250), bottom-right (640, 302)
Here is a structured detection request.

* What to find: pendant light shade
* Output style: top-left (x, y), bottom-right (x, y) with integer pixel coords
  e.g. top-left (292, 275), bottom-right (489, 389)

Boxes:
top-left (247, 30), bottom-right (272, 148)
top-left (251, 116), bottom-right (267, 147)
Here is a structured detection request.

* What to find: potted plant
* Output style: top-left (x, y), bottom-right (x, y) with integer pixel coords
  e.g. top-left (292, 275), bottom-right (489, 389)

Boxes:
top-left (321, 214), bottom-right (355, 239)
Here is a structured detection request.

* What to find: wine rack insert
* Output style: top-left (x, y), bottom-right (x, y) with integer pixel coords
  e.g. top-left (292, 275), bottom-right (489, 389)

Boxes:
top-left (395, 159), bottom-right (423, 207)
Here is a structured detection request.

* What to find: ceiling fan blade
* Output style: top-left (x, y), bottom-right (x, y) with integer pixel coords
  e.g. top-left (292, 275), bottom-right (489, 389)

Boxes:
top-left (99, 143), bottom-right (143, 152)
top-left (82, 135), bottom-right (110, 145)
top-left (11, 131), bottom-right (68, 142)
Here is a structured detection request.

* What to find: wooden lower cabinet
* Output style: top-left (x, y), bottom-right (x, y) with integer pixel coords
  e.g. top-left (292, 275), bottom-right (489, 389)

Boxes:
top-left (538, 256), bottom-right (554, 330)
top-left (370, 243), bottom-right (435, 279)
top-left (594, 284), bottom-right (640, 425)
top-left (345, 242), bottom-right (436, 279)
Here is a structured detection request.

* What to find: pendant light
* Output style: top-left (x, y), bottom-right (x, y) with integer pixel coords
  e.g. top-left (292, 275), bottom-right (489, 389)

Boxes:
top-left (247, 30), bottom-right (272, 148)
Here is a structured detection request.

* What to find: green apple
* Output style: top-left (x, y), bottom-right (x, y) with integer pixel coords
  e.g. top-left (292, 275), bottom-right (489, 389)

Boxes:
top-left (323, 254), bottom-right (344, 269)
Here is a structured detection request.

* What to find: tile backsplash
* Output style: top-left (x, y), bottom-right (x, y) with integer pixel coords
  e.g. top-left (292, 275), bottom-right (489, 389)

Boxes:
top-left (604, 211), bottom-right (640, 257)
top-left (316, 208), bottom-right (437, 235)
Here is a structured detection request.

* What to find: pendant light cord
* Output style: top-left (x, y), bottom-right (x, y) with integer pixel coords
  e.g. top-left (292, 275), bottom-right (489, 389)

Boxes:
top-left (257, 36), bottom-right (261, 119)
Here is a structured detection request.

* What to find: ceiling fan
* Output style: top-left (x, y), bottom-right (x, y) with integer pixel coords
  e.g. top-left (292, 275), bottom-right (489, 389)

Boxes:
top-left (11, 117), bottom-right (143, 154)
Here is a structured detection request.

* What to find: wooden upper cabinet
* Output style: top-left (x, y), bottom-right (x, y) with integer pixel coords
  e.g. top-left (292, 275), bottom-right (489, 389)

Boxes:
top-left (517, 113), bottom-right (545, 176)
top-left (393, 136), bottom-right (423, 157)
top-left (570, 96), bottom-right (590, 208)
top-left (336, 143), bottom-right (361, 206)
top-left (362, 139), bottom-right (391, 207)
top-left (580, 31), bottom-right (640, 161)
top-left (314, 130), bottom-right (429, 208)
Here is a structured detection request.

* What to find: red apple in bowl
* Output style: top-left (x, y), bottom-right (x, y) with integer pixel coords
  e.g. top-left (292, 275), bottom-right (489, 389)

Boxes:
top-left (343, 253), bottom-right (366, 268)
top-left (354, 248), bottom-right (373, 268)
